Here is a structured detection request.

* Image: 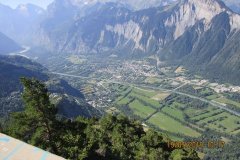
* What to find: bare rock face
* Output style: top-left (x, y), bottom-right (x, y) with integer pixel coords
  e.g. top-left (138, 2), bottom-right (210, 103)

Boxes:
top-left (165, 0), bottom-right (227, 39)
top-left (39, 0), bottom-right (239, 54)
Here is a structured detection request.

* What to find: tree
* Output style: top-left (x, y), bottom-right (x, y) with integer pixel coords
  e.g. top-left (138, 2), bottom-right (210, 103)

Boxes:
top-left (0, 122), bottom-right (3, 132)
top-left (4, 78), bottom-right (200, 160)
top-left (6, 78), bottom-right (59, 153)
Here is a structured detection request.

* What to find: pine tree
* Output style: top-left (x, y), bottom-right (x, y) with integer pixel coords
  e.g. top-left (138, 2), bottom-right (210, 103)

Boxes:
top-left (6, 78), bottom-right (59, 153)
top-left (4, 78), bottom-right (201, 160)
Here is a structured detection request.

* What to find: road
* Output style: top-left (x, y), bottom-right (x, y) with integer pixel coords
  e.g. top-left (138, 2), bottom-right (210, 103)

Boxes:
top-left (174, 91), bottom-right (240, 116)
top-left (9, 46), bottom-right (30, 58)
top-left (135, 84), bottom-right (240, 117)
top-left (51, 72), bottom-right (240, 117)
top-left (51, 72), bottom-right (101, 80)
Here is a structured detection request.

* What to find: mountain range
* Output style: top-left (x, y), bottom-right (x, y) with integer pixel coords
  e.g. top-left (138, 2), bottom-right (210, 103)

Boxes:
top-left (34, 0), bottom-right (240, 84)
top-left (0, 3), bottom-right (44, 43)
top-left (0, 0), bottom-right (240, 85)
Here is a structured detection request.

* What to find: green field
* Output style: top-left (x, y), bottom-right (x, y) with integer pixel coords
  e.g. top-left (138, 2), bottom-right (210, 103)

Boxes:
top-left (112, 83), bottom-right (240, 138)
top-left (132, 87), bottom-right (157, 97)
top-left (196, 112), bottom-right (240, 134)
top-left (191, 109), bottom-right (224, 121)
top-left (129, 92), bottom-right (160, 107)
top-left (184, 108), bottom-right (208, 118)
top-left (162, 105), bottom-right (185, 121)
top-left (152, 92), bottom-right (171, 101)
top-left (231, 129), bottom-right (240, 134)
top-left (144, 77), bottom-right (163, 84)
top-left (147, 112), bottom-right (201, 137)
top-left (117, 97), bottom-right (132, 105)
top-left (111, 84), bottom-right (131, 93)
top-left (206, 94), bottom-right (220, 100)
top-left (215, 97), bottom-right (240, 108)
top-left (129, 100), bottom-right (156, 119)
top-left (114, 85), bottom-right (161, 107)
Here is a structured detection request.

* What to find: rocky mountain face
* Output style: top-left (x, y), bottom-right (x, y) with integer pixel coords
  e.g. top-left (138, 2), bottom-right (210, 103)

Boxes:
top-left (0, 32), bottom-right (22, 54)
top-left (67, 0), bottom-right (239, 12)
top-left (66, 0), bottom-right (177, 10)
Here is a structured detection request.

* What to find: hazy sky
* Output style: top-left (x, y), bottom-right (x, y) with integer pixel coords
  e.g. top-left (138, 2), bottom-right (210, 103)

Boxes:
top-left (0, 0), bottom-right (54, 9)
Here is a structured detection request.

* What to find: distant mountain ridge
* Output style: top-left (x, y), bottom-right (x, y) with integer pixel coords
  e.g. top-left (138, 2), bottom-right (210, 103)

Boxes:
top-left (0, 3), bottom-right (45, 44)
top-left (64, 0), bottom-right (177, 10)
top-left (39, 0), bottom-right (240, 53)
top-left (0, 32), bottom-right (22, 54)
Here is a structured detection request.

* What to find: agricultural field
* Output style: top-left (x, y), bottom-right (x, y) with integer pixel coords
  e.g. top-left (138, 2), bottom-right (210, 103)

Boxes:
top-left (195, 112), bottom-right (240, 134)
top-left (117, 97), bottom-right (132, 105)
top-left (109, 83), bottom-right (240, 138)
top-left (215, 97), bottom-right (240, 109)
top-left (129, 100), bottom-right (156, 119)
top-left (206, 94), bottom-right (220, 100)
top-left (184, 107), bottom-right (210, 118)
top-left (129, 92), bottom-right (160, 107)
top-left (147, 112), bottom-right (201, 138)
top-left (144, 77), bottom-right (163, 84)
top-left (191, 108), bottom-right (224, 121)
top-left (67, 55), bottom-right (86, 64)
top-left (112, 84), bottom-right (162, 108)
top-left (152, 92), bottom-right (171, 101)
top-left (161, 105), bottom-right (185, 121)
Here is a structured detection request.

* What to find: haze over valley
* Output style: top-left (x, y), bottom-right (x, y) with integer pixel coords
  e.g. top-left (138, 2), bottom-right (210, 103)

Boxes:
top-left (0, 0), bottom-right (240, 159)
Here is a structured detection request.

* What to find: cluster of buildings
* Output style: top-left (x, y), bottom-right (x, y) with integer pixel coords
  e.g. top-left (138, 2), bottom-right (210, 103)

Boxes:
top-left (208, 83), bottom-right (240, 93)
top-left (175, 76), bottom-right (240, 93)
top-left (98, 60), bottom-right (158, 82)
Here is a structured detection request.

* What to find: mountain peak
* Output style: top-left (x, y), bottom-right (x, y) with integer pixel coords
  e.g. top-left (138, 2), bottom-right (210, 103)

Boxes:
top-left (164, 0), bottom-right (235, 39)
top-left (186, 0), bottom-right (226, 6)
top-left (16, 3), bottom-right (44, 16)
top-left (183, 0), bottom-right (227, 20)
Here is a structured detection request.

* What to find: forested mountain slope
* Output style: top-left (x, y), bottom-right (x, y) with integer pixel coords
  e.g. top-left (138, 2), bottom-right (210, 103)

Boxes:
top-left (0, 55), bottom-right (99, 119)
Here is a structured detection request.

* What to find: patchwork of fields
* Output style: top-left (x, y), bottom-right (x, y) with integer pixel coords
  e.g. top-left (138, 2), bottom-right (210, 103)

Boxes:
top-left (109, 83), bottom-right (240, 140)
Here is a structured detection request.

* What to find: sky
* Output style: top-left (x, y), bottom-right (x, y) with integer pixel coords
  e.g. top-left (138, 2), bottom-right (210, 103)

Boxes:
top-left (0, 0), bottom-right (54, 9)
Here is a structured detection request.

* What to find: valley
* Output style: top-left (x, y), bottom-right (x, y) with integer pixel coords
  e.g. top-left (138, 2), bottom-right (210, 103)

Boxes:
top-left (4, 42), bottom-right (240, 158)
top-left (38, 53), bottom-right (240, 142)
top-left (1, 0), bottom-right (240, 159)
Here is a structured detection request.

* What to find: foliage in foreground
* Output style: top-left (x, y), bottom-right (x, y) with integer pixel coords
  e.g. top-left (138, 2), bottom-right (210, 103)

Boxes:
top-left (3, 78), bottom-right (200, 160)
